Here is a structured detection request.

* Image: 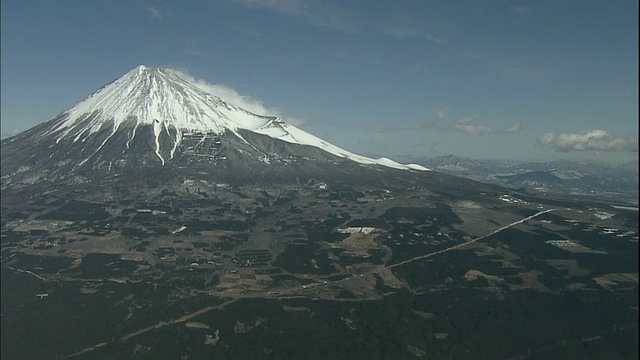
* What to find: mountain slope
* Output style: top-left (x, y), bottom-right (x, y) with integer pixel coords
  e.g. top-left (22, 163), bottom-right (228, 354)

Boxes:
top-left (1, 65), bottom-right (425, 190)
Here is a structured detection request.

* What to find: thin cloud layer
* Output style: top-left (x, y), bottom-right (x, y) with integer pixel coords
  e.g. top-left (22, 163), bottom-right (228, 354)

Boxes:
top-left (537, 129), bottom-right (638, 152)
top-left (438, 112), bottom-right (521, 135)
top-left (172, 69), bottom-right (307, 126)
top-left (421, 108), bottom-right (447, 129)
top-left (147, 6), bottom-right (163, 20)
top-left (505, 122), bottom-right (522, 133)
top-left (383, 27), bottom-right (446, 44)
top-left (453, 113), bottom-right (492, 135)
top-left (511, 6), bottom-right (534, 16)
top-left (232, 0), bottom-right (444, 43)
top-left (1, 129), bottom-right (22, 140)
top-left (367, 124), bottom-right (406, 133)
top-left (232, 0), bottom-right (359, 33)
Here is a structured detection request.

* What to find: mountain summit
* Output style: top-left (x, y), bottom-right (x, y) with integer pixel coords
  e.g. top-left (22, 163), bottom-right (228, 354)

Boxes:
top-left (1, 66), bottom-right (427, 189)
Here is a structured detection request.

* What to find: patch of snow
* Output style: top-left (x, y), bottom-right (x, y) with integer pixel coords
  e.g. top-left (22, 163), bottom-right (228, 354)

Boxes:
top-left (499, 195), bottom-right (527, 204)
top-left (338, 227), bottom-right (379, 234)
top-left (593, 212), bottom-right (614, 220)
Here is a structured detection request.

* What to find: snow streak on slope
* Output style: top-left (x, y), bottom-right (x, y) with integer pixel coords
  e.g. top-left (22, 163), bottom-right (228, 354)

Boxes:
top-left (42, 65), bottom-right (428, 171)
top-left (255, 119), bottom-right (428, 171)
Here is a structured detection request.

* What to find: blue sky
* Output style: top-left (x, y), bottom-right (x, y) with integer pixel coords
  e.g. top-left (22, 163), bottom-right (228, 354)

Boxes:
top-left (1, 0), bottom-right (638, 163)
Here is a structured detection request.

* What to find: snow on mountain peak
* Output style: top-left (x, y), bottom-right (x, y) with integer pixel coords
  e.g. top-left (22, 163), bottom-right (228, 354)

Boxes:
top-left (49, 66), bottom-right (274, 138)
top-left (41, 65), bottom-right (428, 171)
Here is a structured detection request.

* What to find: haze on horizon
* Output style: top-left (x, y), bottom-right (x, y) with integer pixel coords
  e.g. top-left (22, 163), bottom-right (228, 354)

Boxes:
top-left (1, 0), bottom-right (638, 164)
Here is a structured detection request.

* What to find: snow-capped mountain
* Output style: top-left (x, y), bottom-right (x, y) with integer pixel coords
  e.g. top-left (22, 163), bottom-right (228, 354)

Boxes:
top-left (1, 65), bottom-right (427, 189)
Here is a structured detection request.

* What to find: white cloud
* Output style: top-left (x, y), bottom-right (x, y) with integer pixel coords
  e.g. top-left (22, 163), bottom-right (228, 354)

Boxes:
top-left (502, 122), bottom-right (522, 133)
top-left (499, 65), bottom-right (548, 81)
top-left (147, 6), bottom-right (163, 20)
top-left (232, 0), bottom-right (358, 33)
top-left (422, 108), bottom-right (447, 128)
top-left (285, 116), bottom-right (308, 127)
top-left (454, 123), bottom-right (492, 135)
top-left (1, 129), bottom-right (22, 140)
top-left (233, 0), bottom-right (444, 43)
top-left (233, 0), bottom-right (308, 14)
top-left (186, 49), bottom-right (211, 58)
top-left (171, 69), bottom-right (307, 126)
top-left (367, 124), bottom-right (405, 133)
top-left (435, 108), bottom-right (448, 121)
top-left (456, 113), bottom-right (480, 125)
top-left (511, 6), bottom-right (533, 16)
top-left (384, 27), bottom-right (446, 44)
top-left (433, 111), bottom-right (522, 135)
top-left (537, 129), bottom-right (638, 152)
top-left (452, 113), bottom-right (492, 135)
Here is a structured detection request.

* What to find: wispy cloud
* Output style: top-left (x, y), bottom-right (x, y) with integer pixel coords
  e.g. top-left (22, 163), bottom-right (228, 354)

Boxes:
top-left (434, 111), bottom-right (522, 135)
top-left (367, 124), bottom-right (406, 133)
top-left (499, 65), bottom-right (549, 81)
top-left (285, 116), bottom-right (308, 127)
top-left (170, 69), bottom-right (307, 126)
top-left (230, 25), bottom-right (263, 37)
top-left (147, 6), bottom-right (163, 20)
top-left (384, 27), bottom-right (446, 44)
top-left (500, 122), bottom-right (523, 133)
top-left (434, 108), bottom-right (448, 121)
top-left (371, 108), bottom-right (522, 136)
top-left (1, 129), bottom-right (22, 140)
top-left (422, 108), bottom-right (447, 128)
top-left (537, 129), bottom-right (638, 152)
top-left (233, 0), bottom-right (307, 14)
top-left (186, 49), bottom-right (211, 58)
top-left (232, 0), bottom-right (359, 33)
top-left (511, 6), bottom-right (534, 16)
top-left (452, 113), bottom-right (492, 135)
top-left (233, 0), bottom-right (445, 43)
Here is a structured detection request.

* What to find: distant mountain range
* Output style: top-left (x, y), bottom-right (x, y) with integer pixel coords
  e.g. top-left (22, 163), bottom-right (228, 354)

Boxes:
top-left (391, 154), bottom-right (638, 205)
